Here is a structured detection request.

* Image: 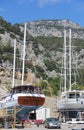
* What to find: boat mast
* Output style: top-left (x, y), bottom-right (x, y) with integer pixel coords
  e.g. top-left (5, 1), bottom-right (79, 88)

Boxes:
top-left (12, 39), bottom-right (16, 88)
top-left (64, 30), bottom-right (67, 92)
top-left (69, 29), bottom-right (72, 91)
top-left (22, 22), bottom-right (27, 85)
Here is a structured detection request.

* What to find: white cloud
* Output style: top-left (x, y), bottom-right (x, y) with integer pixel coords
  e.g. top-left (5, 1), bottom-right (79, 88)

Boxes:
top-left (38, 0), bottom-right (61, 7)
top-left (37, 0), bottom-right (72, 7)
top-left (17, 0), bottom-right (72, 7)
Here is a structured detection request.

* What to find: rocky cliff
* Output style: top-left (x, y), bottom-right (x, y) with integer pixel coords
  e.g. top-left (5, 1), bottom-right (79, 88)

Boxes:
top-left (0, 17), bottom-right (84, 96)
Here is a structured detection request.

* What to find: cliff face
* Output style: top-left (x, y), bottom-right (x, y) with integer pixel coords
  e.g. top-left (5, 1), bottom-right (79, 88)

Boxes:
top-left (24, 20), bottom-right (84, 39)
top-left (1, 18), bottom-right (84, 43)
top-left (0, 17), bottom-right (84, 96)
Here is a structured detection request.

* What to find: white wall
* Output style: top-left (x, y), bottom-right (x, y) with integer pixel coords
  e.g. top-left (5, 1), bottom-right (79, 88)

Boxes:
top-left (36, 107), bottom-right (50, 120)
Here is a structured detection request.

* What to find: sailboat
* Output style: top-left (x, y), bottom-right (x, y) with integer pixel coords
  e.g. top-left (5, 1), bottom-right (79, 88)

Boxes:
top-left (56, 29), bottom-right (84, 112)
top-left (0, 23), bottom-right (45, 121)
top-left (0, 84), bottom-right (45, 120)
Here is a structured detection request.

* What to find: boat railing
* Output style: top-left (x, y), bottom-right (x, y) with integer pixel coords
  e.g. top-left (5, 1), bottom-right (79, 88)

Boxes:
top-left (11, 88), bottom-right (43, 95)
top-left (57, 97), bottom-right (82, 108)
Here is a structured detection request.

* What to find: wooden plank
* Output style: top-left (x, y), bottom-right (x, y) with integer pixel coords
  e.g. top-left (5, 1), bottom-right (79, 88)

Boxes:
top-left (18, 96), bottom-right (45, 106)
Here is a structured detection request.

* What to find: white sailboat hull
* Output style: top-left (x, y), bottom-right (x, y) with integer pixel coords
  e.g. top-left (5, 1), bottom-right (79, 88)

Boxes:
top-left (57, 98), bottom-right (84, 111)
top-left (0, 92), bottom-right (45, 120)
top-left (56, 90), bottom-right (84, 111)
top-left (0, 93), bottom-right (45, 109)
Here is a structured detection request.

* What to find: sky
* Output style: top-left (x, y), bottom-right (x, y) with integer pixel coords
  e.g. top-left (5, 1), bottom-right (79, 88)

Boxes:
top-left (0, 0), bottom-right (84, 26)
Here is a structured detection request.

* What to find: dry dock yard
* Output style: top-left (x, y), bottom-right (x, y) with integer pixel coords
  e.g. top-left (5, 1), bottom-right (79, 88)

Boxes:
top-left (0, 123), bottom-right (84, 130)
top-left (0, 97), bottom-right (84, 130)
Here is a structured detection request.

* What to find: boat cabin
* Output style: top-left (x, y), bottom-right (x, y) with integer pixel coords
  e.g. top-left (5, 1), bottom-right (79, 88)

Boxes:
top-left (61, 90), bottom-right (84, 99)
top-left (10, 85), bottom-right (42, 94)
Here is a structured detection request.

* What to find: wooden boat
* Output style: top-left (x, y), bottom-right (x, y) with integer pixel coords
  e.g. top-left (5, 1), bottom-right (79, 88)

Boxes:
top-left (0, 23), bottom-right (45, 121)
top-left (0, 84), bottom-right (45, 120)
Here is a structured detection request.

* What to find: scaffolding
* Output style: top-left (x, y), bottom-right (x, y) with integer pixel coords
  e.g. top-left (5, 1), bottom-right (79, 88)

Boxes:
top-left (0, 107), bottom-right (20, 128)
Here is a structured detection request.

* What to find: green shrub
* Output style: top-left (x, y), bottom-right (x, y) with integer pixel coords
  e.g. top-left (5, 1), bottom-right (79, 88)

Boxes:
top-left (43, 89), bottom-right (51, 96)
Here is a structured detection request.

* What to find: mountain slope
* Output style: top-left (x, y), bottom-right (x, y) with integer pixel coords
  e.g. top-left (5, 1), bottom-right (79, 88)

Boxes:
top-left (0, 17), bottom-right (84, 97)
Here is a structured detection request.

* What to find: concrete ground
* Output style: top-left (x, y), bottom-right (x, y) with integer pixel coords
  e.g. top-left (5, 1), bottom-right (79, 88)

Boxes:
top-left (1, 123), bottom-right (84, 130)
